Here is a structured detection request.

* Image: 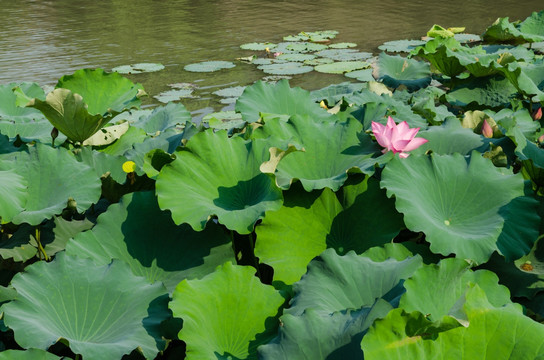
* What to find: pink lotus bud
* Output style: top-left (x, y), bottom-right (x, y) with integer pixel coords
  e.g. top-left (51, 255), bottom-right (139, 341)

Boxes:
top-left (371, 116), bottom-right (428, 158)
top-left (482, 119), bottom-right (493, 138)
top-left (538, 134), bottom-right (544, 144)
top-left (534, 107), bottom-right (542, 121)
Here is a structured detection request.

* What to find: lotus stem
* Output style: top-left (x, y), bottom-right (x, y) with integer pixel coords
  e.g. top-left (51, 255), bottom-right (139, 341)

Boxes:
top-left (35, 228), bottom-right (49, 261)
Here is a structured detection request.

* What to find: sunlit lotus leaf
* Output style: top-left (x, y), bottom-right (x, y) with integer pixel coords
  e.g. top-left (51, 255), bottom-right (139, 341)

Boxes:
top-left (66, 191), bottom-right (234, 292)
top-left (375, 53), bottom-right (431, 91)
top-left (170, 262), bottom-right (284, 359)
top-left (445, 75), bottom-right (518, 108)
top-left (314, 61), bottom-right (370, 74)
top-left (329, 42), bottom-right (357, 49)
top-left (257, 62), bottom-right (314, 75)
top-left (129, 102), bottom-right (191, 134)
top-left (236, 80), bottom-right (333, 123)
top-left (519, 10), bottom-right (544, 41)
top-left (303, 57), bottom-right (334, 66)
top-left (497, 60), bottom-right (544, 102)
top-left (10, 144), bottom-right (101, 225)
top-left (288, 248), bottom-right (422, 316)
top-left (361, 285), bottom-right (544, 360)
top-left (112, 62), bottom-right (164, 74)
top-left (184, 60), bottom-right (235, 72)
top-left (311, 82), bottom-right (367, 104)
top-left (156, 130), bottom-right (283, 233)
top-left (453, 33), bottom-right (481, 43)
top-left (346, 90), bottom-right (428, 130)
top-left (212, 85), bottom-right (247, 98)
top-left (2, 253), bottom-right (169, 360)
top-left (153, 88), bottom-right (194, 103)
top-left (56, 68), bottom-right (143, 116)
top-left (378, 39), bottom-right (426, 53)
top-left (411, 37), bottom-right (465, 77)
top-left (381, 152), bottom-right (525, 264)
top-left (255, 115), bottom-right (379, 191)
top-left (482, 17), bottom-right (526, 43)
top-left (0, 169), bottom-right (27, 224)
top-left (360, 243), bottom-right (414, 262)
top-left (409, 119), bottom-right (483, 156)
top-left (259, 304), bottom-right (391, 360)
top-left (0, 349), bottom-right (61, 360)
top-left (345, 68), bottom-right (374, 82)
top-left (275, 53), bottom-right (315, 62)
top-left (80, 121), bottom-right (129, 146)
top-left (256, 176), bottom-right (404, 285)
top-left (12, 82), bottom-right (46, 105)
top-left (399, 258), bottom-right (511, 321)
top-left (99, 126), bottom-right (147, 156)
top-left (316, 49), bottom-right (372, 61)
top-left (284, 42), bottom-right (328, 53)
top-left (240, 42), bottom-right (276, 50)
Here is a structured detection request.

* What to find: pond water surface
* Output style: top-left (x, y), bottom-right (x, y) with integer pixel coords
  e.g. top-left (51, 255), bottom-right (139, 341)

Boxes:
top-left (1, 1), bottom-right (542, 114)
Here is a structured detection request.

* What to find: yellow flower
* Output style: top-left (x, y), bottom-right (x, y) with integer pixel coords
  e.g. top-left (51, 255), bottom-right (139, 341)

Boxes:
top-left (122, 161), bottom-right (136, 173)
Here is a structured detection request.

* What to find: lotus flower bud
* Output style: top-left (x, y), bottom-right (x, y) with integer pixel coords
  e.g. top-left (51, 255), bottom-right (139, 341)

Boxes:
top-left (482, 119), bottom-right (493, 138)
top-left (533, 107), bottom-right (542, 121)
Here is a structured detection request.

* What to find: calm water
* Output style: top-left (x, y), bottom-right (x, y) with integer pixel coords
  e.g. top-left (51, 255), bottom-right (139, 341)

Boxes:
top-left (1, 0), bottom-right (542, 113)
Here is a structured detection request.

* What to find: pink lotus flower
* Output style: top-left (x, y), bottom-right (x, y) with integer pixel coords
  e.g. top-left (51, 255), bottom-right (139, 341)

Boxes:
top-left (371, 116), bottom-right (428, 158)
top-left (482, 119), bottom-right (493, 138)
top-left (533, 107), bottom-right (542, 121)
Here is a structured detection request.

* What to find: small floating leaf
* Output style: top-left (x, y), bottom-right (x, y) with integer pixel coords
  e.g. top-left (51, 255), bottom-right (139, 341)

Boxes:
top-left (184, 60), bottom-right (235, 72)
top-left (240, 42), bottom-right (276, 50)
top-left (112, 62), bottom-right (164, 74)
top-left (314, 61), bottom-right (370, 74)
top-left (257, 62), bottom-right (314, 75)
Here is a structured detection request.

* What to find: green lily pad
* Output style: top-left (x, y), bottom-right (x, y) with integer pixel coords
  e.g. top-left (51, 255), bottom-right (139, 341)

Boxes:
top-left (112, 63), bottom-right (165, 74)
top-left (276, 53), bottom-right (316, 62)
top-left (316, 49), bottom-right (372, 61)
top-left (2, 252), bottom-right (169, 360)
top-left (10, 144), bottom-right (102, 226)
top-left (314, 61), bottom-right (370, 74)
top-left (255, 176), bottom-right (404, 285)
top-left (212, 85), bottom-right (247, 98)
top-left (184, 61), bottom-right (235, 72)
top-left (0, 349), bottom-right (61, 360)
top-left (381, 152), bottom-right (525, 264)
top-left (154, 88), bottom-right (195, 103)
top-left (344, 68), bottom-right (374, 82)
top-left (378, 39), bottom-right (426, 53)
top-left (66, 191), bottom-right (234, 292)
top-left (170, 262), bottom-right (285, 359)
top-left (375, 53), bottom-right (431, 91)
top-left (240, 42), bottom-right (276, 50)
top-left (284, 42), bottom-right (328, 53)
top-left (257, 62), bottom-right (314, 75)
top-left (329, 42), bottom-right (357, 49)
top-left (303, 57), bottom-right (334, 66)
top-left (235, 80), bottom-right (333, 123)
top-left (156, 130), bottom-right (283, 234)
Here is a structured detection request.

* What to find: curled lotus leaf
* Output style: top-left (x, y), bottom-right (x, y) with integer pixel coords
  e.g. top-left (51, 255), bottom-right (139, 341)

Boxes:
top-left (375, 53), bottom-right (431, 91)
top-left (170, 262), bottom-right (285, 359)
top-left (381, 152), bottom-right (525, 264)
top-left (156, 129), bottom-right (283, 234)
top-left (1, 252), bottom-right (169, 360)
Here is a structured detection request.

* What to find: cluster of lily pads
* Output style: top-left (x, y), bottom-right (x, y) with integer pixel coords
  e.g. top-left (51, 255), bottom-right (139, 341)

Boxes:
top-left (1, 9), bottom-right (544, 360)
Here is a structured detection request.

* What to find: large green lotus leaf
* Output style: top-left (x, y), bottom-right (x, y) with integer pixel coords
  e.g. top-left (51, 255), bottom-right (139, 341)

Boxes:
top-left (497, 60), bottom-right (544, 102)
top-left (56, 68), bottom-right (143, 115)
top-left (375, 53), bottom-right (431, 91)
top-left (0, 84), bottom-right (44, 121)
top-left (255, 115), bottom-right (379, 191)
top-left (259, 301), bottom-right (393, 360)
top-left (381, 152), bottom-right (525, 264)
top-left (66, 191), bottom-right (234, 292)
top-left (0, 169), bottom-right (27, 224)
top-left (235, 79), bottom-right (333, 123)
top-left (2, 253), bottom-right (168, 360)
top-left (490, 108), bottom-right (539, 138)
top-left (74, 146), bottom-right (128, 183)
top-left (344, 68), bottom-right (375, 82)
top-left (170, 262), bottom-right (285, 359)
top-left (411, 37), bottom-right (465, 77)
top-left (129, 102), bottom-right (191, 134)
top-left (28, 88), bottom-right (110, 143)
top-left (518, 10), bottom-right (544, 42)
top-left (345, 90), bottom-right (428, 130)
top-left (482, 17), bottom-right (525, 44)
top-left (156, 130), bottom-right (283, 234)
top-left (410, 90), bottom-right (457, 125)
top-left (256, 177), bottom-right (405, 285)
top-left (184, 61), bottom-right (235, 72)
top-left (310, 82), bottom-right (367, 104)
top-left (0, 349), bottom-right (60, 360)
top-left (10, 144), bottom-right (102, 225)
top-left (409, 119), bottom-right (484, 156)
top-left (361, 285), bottom-right (544, 360)
top-left (40, 216), bottom-right (94, 257)
top-left (314, 61), bottom-right (370, 74)
top-left (399, 258), bottom-right (511, 321)
top-left (508, 126), bottom-right (544, 168)
top-left (445, 75), bottom-right (518, 108)
top-left (288, 248), bottom-right (422, 316)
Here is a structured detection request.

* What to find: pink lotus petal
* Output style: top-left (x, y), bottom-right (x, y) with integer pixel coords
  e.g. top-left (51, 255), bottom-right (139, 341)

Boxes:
top-left (398, 152), bottom-right (410, 158)
top-left (534, 107), bottom-right (542, 121)
top-left (482, 119), bottom-right (493, 138)
top-left (371, 116), bottom-right (429, 157)
top-left (402, 137), bottom-right (429, 152)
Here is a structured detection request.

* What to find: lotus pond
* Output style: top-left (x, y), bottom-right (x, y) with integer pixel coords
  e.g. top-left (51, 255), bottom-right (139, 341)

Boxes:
top-left (1, 8), bottom-right (544, 360)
